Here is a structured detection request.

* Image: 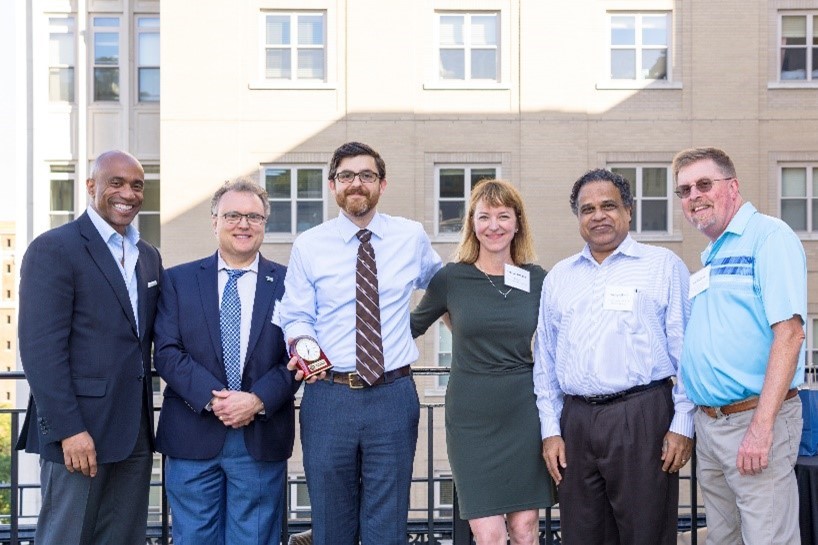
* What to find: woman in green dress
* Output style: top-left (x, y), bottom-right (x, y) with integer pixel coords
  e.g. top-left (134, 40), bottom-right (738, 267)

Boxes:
top-left (411, 179), bottom-right (555, 545)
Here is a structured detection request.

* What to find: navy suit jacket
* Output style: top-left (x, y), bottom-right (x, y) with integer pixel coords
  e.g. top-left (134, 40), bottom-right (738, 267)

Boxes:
top-left (17, 212), bottom-right (163, 464)
top-left (153, 252), bottom-right (296, 462)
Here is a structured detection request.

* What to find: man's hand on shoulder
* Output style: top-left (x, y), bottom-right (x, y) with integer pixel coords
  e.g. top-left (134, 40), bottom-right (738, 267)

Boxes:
top-left (542, 436), bottom-right (567, 484)
top-left (61, 431), bottom-right (97, 477)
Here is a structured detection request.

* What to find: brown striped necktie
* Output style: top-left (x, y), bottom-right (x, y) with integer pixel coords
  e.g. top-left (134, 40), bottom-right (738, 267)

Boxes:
top-left (355, 229), bottom-right (385, 385)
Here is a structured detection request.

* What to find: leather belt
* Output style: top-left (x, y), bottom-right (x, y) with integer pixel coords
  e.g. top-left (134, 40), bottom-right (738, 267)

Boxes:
top-left (578, 378), bottom-right (672, 405)
top-left (322, 366), bottom-right (412, 389)
top-left (700, 388), bottom-right (798, 418)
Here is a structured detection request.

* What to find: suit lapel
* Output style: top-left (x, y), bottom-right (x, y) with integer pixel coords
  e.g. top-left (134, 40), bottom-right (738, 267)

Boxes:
top-left (78, 213), bottom-right (138, 336)
top-left (198, 253), bottom-right (223, 364)
top-left (136, 245), bottom-right (149, 340)
top-left (246, 256), bottom-right (279, 364)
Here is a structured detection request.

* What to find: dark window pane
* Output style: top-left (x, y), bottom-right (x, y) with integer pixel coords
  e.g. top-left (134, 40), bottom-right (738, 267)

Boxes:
top-left (139, 215), bottom-right (161, 247)
top-left (439, 169), bottom-right (465, 198)
top-left (642, 168), bottom-right (667, 197)
top-left (266, 202), bottom-right (292, 233)
top-left (296, 202), bottom-right (322, 232)
top-left (781, 49), bottom-right (807, 80)
top-left (50, 179), bottom-right (73, 210)
top-left (265, 169), bottom-right (291, 198)
top-left (94, 67), bottom-right (119, 101)
top-left (813, 199), bottom-right (818, 232)
top-left (611, 168), bottom-right (636, 195)
top-left (142, 180), bottom-right (160, 211)
top-left (640, 201), bottom-right (667, 231)
top-left (296, 169), bottom-right (323, 198)
top-left (471, 168), bottom-right (496, 188)
top-left (139, 68), bottom-right (160, 102)
top-left (781, 200), bottom-right (807, 231)
top-left (439, 202), bottom-right (465, 233)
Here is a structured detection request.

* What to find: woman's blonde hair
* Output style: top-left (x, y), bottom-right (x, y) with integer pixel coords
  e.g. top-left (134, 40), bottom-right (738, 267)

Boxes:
top-left (453, 179), bottom-right (536, 265)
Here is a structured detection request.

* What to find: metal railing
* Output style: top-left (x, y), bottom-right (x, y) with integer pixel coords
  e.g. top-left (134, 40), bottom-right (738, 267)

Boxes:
top-left (0, 369), bottom-right (706, 545)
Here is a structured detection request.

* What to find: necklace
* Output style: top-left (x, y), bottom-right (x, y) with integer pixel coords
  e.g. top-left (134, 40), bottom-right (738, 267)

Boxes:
top-left (479, 269), bottom-right (513, 298)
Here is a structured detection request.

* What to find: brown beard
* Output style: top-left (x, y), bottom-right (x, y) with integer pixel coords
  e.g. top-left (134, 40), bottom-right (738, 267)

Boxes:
top-left (336, 187), bottom-right (378, 217)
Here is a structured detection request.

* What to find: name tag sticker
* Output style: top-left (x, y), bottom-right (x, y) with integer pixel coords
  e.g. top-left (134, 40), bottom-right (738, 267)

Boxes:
top-left (689, 266), bottom-right (711, 299)
top-left (603, 286), bottom-right (636, 311)
top-left (271, 300), bottom-right (281, 326)
top-left (504, 264), bottom-right (530, 293)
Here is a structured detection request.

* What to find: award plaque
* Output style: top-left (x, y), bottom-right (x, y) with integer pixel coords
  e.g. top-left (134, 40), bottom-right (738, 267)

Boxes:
top-left (289, 336), bottom-right (333, 379)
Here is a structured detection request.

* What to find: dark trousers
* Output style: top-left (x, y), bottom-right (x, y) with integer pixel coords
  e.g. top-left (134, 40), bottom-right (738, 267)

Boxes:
top-left (300, 375), bottom-right (420, 545)
top-left (35, 408), bottom-right (153, 545)
top-left (558, 382), bottom-right (678, 545)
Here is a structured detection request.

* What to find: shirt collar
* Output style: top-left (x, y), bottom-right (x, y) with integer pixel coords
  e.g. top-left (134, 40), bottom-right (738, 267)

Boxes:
top-left (217, 252), bottom-right (260, 273)
top-left (86, 205), bottom-right (140, 246)
top-left (337, 211), bottom-right (385, 243)
top-left (700, 202), bottom-right (757, 264)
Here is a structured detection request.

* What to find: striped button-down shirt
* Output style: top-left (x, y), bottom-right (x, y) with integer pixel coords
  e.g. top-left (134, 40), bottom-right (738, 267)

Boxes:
top-left (533, 235), bottom-right (695, 439)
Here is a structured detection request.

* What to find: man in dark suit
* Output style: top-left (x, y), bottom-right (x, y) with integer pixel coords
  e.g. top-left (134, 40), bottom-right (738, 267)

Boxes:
top-left (17, 150), bottom-right (163, 545)
top-left (154, 178), bottom-right (296, 545)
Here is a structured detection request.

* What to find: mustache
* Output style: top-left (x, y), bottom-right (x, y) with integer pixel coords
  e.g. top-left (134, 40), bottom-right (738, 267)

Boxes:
top-left (344, 188), bottom-right (368, 196)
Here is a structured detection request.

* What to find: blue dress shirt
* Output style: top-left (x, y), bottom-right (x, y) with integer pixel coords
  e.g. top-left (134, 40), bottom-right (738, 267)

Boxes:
top-left (280, 212), bottom-right (442, 373)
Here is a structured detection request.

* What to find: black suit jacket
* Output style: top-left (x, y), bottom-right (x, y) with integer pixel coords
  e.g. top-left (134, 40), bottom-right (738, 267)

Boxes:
top-left (17, 212), bottom-right (163, 464)
top-left (153, 252), bottom-right (297, 462)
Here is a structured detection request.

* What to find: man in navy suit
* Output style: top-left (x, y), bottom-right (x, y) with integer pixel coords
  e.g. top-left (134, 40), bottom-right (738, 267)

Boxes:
top-left (154, 178), bottom-right (296, 545)
top-left (17, 150), bottom-right (163, 545)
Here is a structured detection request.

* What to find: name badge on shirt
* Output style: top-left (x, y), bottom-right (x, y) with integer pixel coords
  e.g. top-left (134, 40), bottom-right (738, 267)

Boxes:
top-left (603, 286), bottom-right (636, 311)
top-left (689, 265), bottom-right (711, 299)
top-left (504, 264), bottom-right (530, 293)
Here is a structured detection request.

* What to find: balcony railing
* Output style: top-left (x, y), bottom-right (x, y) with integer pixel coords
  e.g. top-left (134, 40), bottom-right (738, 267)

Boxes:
top-left (0, 369), bottom-right (706, 545)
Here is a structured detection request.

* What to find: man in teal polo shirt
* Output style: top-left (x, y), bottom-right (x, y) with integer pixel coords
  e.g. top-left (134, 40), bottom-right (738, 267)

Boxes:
top-left (673, 147), bottom-right (807, 545)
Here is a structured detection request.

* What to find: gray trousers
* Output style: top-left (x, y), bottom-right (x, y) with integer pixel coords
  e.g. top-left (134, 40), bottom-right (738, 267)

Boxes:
top-left (34, 410), bottom-right (153, 545)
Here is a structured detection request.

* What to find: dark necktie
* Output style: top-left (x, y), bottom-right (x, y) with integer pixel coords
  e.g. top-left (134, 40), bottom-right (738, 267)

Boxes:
top-left (355, 229), bottom-right (385, 385)
top-left (221, 269), bottom-right (248, 391)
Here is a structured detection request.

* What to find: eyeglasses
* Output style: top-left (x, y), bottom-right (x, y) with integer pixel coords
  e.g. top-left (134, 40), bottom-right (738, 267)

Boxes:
top-left (673, 177), bottom-right (734, 199)
top-left (334, 170), bottom-right (381, 184)
top-left (218, 212), bottom-right (267, 225)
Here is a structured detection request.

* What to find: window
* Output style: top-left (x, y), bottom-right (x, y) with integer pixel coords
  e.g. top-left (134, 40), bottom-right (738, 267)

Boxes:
top-left (434, 474), bottom-right (454, 518)
top-left (608, 13), bottom-right (670, 80)
top-left (610, 166), bottom-right (671, 233)
top-left (780, 14), bottom-right (818, 81)
top-left (289, 478), bottom-right (311, 519)
top-left (436, 165), bottom-right (498, 234)
top-left (263, 166), bottom-right (325, 235)
top-left (48, 17), bottom-right (75, 102)
top-left (262, 12), bottom-right (326, 81)
top-left (807, 316), bottom-right (817, 383)
top-left (92, 16), bottom-right (120, 101)
top-left (138, 165), bottom-right (161, 247)
top-left (781, 166), bottom-right (818, 232)
top-left (49, 164), bottom-right (75, 229)
top-left (436, 322), bottom-right (452, 390)
top-left (147, 455), bottom-right (162, 522)
top-left (437, 12), bottom-right (499, 82)
top-left (136, 17), bottom-right (160, 102)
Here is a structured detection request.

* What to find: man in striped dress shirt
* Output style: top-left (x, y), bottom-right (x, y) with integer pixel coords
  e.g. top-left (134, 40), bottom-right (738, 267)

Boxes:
top-left (533, 168), bottom-right (695, 545)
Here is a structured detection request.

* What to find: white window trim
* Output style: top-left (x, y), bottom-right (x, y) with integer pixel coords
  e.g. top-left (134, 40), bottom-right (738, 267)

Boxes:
top-left (434, 164), bottom-right (501, 238)
top-left (251, 10), bottom-right (334, 90)
top-left (90, 14), bottom-right (122, 104)
top-left (775, 12), bottom-right (818, 84)
top-left (260, 164), bottom-right (328, 243)
top-left (134, 15), bottom-right (160, 104)
top-left (47, 163), bottom-right (76, 229)
top-left (778, 164), bottom-right (818, 239)
top-left (288, 477), bottom-right (311, 519)
top-left (423, 321), bottom-right (451, 396)
top-left (434, 473), bottom-right (454, 519)
top-left (135, 165), bottom-right (160, 248)
top-left (598, 11), bottom-right (676, 89)
top-left (48, 16), bottom-right (76, 104)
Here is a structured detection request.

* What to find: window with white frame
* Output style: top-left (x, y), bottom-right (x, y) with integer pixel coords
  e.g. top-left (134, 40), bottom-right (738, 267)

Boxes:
top-left (289, 478), bottom-right (311, 519)
top-left (147, 455), bottom-right (162, 522)
top-left (436, 165), bottom-right (498, 234)
top-left (780, 14), bottom-right (818, 81)
top-left (137, 165), bottom-right (161, 247)
top-left (136, 16), bottom-right (160, 102)
top-left (435, 474), bottom-right (454, 517)
top-left (610, 166), bottom-right (671, 233)
top-left (781, 166), bottom-right (818, 232)
top-left (48, 17), bottom-right (75, 102)
top-left (805, 316), bottom-right (817, 384)
top-left (263, 166), bottom-right (325, 235)
top-left (262, 12), bottom-right (326, 81)
top-left (436, 321), bottom-right (451, 390)
top-left (92, 16), bottom-right (120, 101)
top-left (608, 12), bottom-right (670, 81)
top-left (49, 164), bottom-right (75, 229)
top-left (436, 12), bottom-right (499, 82)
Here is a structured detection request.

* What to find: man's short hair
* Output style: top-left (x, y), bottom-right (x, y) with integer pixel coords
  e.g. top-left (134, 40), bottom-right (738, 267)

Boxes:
top-left (211, 177), bottom-right (270, 217)
top-left (569, 168), bottom-right (633, 215)
top-left (328, 142), bottom-right (386, 181)
top-left (671, 147), bottom-right (736, 181)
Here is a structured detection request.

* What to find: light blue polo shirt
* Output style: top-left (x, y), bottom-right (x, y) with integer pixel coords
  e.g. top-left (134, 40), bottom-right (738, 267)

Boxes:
top-left (680, 202), bottom-right (807, 407)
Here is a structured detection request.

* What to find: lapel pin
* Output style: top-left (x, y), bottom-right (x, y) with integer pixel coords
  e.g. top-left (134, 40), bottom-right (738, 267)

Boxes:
top-left (266, 276), bottom-right (274, 283)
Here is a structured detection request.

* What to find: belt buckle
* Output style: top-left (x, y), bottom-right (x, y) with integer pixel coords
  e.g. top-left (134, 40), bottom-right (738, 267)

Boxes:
top-left (713, 406), bottom-right (725, 418)
top-left (348, 373), bottom-right (366, 389)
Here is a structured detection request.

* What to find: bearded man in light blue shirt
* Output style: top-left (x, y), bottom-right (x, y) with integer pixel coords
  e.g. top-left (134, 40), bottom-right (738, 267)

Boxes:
top-left (534, 168), bottom-right (695, 545)
top-left (279, 142), bottom-right (442, 545)
top-left (674, 147), bottom-right (807, 545)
